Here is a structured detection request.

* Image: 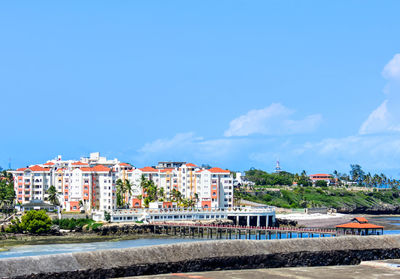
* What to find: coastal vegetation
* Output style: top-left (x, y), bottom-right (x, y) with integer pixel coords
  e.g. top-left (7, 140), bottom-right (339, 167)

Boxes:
top-left (6, 210), bottom-right (52, 234)
top-left (243, 164), bottom-right (400, 188)
top-left (5, 210), bottom-right (103, 235)
top-left (0, 169), bottom-right (15, 215)
top-left (237, 186), bottom-right (400, 210)
top-left (52, 218), bottom-right (103, 231)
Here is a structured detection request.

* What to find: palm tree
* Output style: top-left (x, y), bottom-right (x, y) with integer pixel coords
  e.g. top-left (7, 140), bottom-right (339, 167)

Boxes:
top-left (116, 179), bottom-right (127, 208)
top-left (158, 187), bottom-right (165, 201)
top-left (193, 193), bottom-right (199, 208)
top-left (48, 185), bottom-right (59, 206)
top-left (171, 189), bottom-right (182, 202)
top-left (116, 178), bottom-right (134, 208)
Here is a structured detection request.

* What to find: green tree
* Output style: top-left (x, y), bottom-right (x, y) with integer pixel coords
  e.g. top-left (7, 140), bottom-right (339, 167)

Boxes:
top-left (8, 210), bottom-right (52, 234)
top-left (104, 211), bottom-right (111, 222)
top-left (140, 176), bottom-right (158, 203)
top-left (48, 185), bottom-right (59, 206)
top-left (116, 179), bottom-right (132, 208)
top-left (0, 171), bottom-right (15, 215)
top-left (315, 180), bottom-right (328, 187)
top-left (350, 164), bottom-right (365, 184)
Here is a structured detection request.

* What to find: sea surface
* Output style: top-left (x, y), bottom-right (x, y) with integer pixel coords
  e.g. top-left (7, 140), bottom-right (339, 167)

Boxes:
top-left (1, 216), bottom-right (399, 259)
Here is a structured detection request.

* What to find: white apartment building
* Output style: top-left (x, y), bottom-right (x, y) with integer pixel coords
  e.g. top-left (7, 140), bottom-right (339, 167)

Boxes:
top-left (10, 154), bottom-right (234, 212)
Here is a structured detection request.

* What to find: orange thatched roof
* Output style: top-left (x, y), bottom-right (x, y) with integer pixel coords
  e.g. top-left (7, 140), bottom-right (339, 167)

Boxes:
top-left (336, 223), bottom-right (383, 229)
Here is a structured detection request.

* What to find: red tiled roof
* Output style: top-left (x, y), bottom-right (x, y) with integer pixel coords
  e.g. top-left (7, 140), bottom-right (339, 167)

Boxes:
top-left (139, 167), bottom-right (158, 172)
top-left (91, 165), bottom-right (110, 172)
top-left (336, 222), bottom-right (383, 229)
top-left (160, 168), bottom-right (175, 173)
top-left (16, 168), bottom-right (28, 171)
top-left (29, 165), bottom-right (50, 172)
top-left (120, 163), bottom-right (131, 167)
top-left (208, 167), bottom-right (230, 173)
top-left (72, 162), bottom-right (89, 166)
top-left (80, 165), bottom-right (110, 172)
top-left (310, 174), bottom-right (332, 177)
top-left (186, 163), bottom-right (197, 167)
top-left (80, 167), bottom-right (93, 172)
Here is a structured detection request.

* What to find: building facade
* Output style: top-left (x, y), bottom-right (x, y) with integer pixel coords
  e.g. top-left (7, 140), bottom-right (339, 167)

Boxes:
top-left (10, 153), bottom-right (234, 212)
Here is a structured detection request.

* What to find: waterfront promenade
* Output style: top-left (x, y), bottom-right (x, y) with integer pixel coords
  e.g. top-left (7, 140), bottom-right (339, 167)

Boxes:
top-left (1, 235), bottom-right (399, 278)
top-left (120, 259), bottom-right (400, 279)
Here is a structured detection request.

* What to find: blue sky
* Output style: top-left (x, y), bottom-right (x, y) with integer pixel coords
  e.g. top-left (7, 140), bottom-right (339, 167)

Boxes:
top-left (1, 1), bottom-right (400, 176)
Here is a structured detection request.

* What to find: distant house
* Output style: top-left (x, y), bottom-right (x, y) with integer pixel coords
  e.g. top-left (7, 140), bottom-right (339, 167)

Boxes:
top-left (336, 217), bottom-right (384, 236)
top-left (309, 174), bottom-right (335, 185)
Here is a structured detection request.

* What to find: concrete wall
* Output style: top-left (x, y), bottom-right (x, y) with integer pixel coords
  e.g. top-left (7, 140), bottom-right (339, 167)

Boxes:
top-left (1, 235), bottom-right (400, 278)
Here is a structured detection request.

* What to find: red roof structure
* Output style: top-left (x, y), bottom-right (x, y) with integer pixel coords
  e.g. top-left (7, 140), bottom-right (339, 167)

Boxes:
top-left (72, 162), bottom-right (89, 166)
top-left (354, 217), bottom-right (368, 223)
top-left (336, 223), bottom-right (383, 229)
top-left (139, 167), bottom-right (158, 172)
top-left (160, 168), bottom-right (175, 173)
top-left (208, 167), bottom-right (230, 173)
top-left (336, 216), bottom-right (384, 235)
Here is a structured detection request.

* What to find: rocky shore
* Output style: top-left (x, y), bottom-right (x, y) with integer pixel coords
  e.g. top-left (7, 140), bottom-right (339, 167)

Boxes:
top-left (0, 219), bottom-right (233, 251)
top-left (336, 204), bottom-right (400, 215)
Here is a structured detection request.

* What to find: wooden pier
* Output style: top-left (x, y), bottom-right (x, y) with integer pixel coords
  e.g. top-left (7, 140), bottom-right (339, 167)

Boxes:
top-left (151, 222), bottom-right (336, 240)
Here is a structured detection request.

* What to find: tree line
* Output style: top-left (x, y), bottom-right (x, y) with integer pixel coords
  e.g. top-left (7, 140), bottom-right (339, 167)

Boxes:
top-left (244, 164), bottom-right (400, 188)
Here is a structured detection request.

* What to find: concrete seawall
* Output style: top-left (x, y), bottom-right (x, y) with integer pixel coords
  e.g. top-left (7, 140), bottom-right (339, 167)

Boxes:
top-left (1, 235), bottom-right (400, 278)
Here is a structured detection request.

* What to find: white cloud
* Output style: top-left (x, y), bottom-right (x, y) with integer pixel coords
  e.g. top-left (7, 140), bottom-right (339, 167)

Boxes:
top-left (138, 132), bottom-right (202, 153)
top-left (135, 132), bottom-right (246, 166)
top-left (359, 54), bottom-right (400, 135)
top-left (359, 100), bottom-right (391, 134)
top-left (224, 103), bottom-right (322, 137)
top-left (382, 54), bottom-right (400, 80)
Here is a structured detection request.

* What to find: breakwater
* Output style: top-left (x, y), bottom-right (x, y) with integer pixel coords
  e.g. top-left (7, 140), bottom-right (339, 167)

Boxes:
top-left (1, 235), bottom-right (400, 279)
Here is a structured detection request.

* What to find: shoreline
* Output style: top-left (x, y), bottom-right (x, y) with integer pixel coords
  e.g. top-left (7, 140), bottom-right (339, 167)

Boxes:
top-left (277, 212), bottom-right (400, 229)
top-left (0, 232), bottom-right (175, 251)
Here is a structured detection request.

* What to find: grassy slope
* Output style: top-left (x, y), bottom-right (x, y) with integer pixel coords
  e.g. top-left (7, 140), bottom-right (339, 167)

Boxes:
top-left (238, 187), bottom-right (400, 209)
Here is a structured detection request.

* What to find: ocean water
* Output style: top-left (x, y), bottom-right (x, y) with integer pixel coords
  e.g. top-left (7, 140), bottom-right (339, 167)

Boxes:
top-left (1, 217), bottom-right (399, 259)
top-left (0, 238), bottom-right (207, 259)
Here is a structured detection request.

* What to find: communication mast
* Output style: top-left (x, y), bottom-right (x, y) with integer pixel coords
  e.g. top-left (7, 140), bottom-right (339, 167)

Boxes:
top-left (275, 160), bottom-right (282, 173)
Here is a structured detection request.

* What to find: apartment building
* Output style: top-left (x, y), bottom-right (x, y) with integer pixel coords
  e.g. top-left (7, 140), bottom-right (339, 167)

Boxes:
top-left (10, 153), bottom-right (234, 212)
top-left (126, 164), bottom-right (233, 208)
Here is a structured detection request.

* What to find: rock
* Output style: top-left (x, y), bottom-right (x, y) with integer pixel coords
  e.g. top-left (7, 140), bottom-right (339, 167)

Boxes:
top-left (50, 225), bottom-right (60, 234)
top-left (275, 218), bottom-right (297, 227)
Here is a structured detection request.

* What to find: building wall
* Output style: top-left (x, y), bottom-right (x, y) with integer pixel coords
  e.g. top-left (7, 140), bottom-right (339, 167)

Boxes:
top-left (11, 157), bottom-right (234, 211)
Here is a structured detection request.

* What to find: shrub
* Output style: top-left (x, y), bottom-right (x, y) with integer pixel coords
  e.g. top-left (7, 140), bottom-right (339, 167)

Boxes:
top-left (52, 218), bottom-right (95, 230)
top-left (315, 180), bottom-right (328, 187)
top-left (7, 210), bottom-right (52, 234)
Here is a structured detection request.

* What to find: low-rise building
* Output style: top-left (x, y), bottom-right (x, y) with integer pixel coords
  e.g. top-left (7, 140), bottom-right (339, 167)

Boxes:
top-left (309, 173), bottom-right (335, 185)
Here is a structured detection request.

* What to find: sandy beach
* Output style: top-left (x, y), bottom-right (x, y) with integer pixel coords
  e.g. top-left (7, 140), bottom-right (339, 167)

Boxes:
top-left (277, 213), bottom-right (354, 228)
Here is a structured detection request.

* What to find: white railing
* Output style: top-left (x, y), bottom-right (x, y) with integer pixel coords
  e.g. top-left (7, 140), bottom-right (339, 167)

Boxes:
top-left (111, 206), bottom-right (275, 216)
